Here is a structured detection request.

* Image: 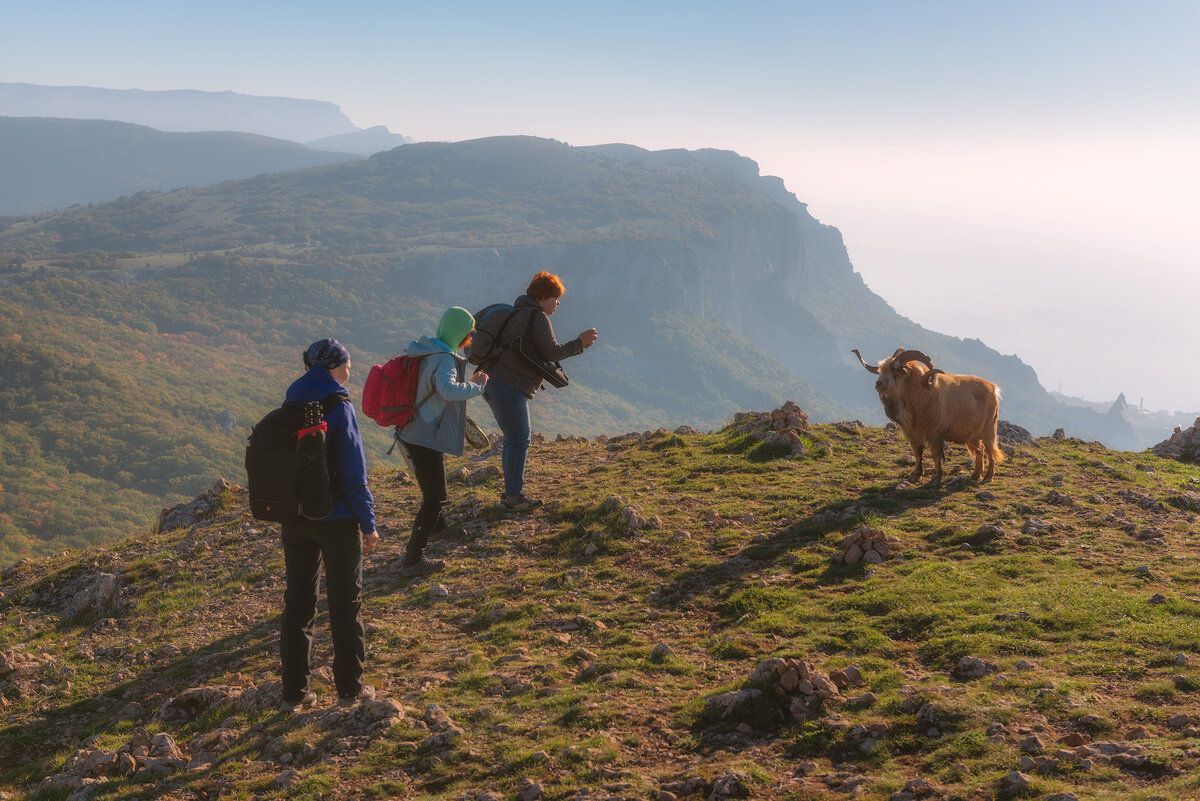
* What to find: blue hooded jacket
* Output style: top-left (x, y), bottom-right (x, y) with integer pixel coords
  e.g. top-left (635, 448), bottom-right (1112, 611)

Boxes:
top-left (395, 336), bottom-right (485, 456)
top-left (285, 365), bottom-right (376, 535)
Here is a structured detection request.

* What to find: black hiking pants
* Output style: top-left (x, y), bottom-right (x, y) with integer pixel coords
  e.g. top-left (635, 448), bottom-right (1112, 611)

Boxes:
top-left (280, 517), bottom-right (364, 702)
top-left (402, 440), bottom-right (447, 565)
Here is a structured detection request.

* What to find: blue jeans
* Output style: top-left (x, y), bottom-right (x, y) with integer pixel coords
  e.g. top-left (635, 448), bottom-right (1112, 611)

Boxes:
top-left (484, 378), bottom-right (531, 499)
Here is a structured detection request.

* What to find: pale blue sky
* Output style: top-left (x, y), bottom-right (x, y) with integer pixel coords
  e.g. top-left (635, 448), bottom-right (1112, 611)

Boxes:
top-left (6, 1), bottom-right (1199, 411)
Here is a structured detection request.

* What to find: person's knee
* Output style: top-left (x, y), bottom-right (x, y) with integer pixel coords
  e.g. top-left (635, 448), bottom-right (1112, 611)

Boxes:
top-left (326, 573), bottom-right (363, 611)
top-left (328, 591), bottom-right (363, 616)
top-left (283, 585), bottom-right (318, 610)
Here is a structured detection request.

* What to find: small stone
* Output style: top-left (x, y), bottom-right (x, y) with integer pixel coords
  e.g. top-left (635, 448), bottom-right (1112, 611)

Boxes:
top-left (827, 669), bottom-right (849, 689)
top-left (274, 768), bottom-right (303, 789)
top-left (1019, 735), bottom-right (1044, 753)
top-left (1126, 725), bottom-right (1151, 739)
top-left (517, 777), bottom-right (544, 801)
top-left (651, 642), bottom-right (675, 660)
top-left (1000, 771), bottom-right (1033, 795)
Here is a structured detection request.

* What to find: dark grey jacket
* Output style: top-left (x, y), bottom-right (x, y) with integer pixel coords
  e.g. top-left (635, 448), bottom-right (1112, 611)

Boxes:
top-left (485, 294), bottom-right (583, 397)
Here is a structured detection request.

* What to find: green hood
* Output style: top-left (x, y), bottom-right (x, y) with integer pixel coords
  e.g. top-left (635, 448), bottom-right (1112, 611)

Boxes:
top-left (436, 306), bottom-right (475, 350)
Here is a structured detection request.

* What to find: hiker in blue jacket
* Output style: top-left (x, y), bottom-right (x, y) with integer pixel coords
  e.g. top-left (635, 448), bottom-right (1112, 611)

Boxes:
top-left (279, 338), bottom-right (379, 712)
top-left (394, 307), bottom-right (488, 575)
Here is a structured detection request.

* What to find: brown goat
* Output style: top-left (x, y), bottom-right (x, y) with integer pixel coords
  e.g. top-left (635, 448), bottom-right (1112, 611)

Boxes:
top-left (852, 348), bottom-right (1004, 483)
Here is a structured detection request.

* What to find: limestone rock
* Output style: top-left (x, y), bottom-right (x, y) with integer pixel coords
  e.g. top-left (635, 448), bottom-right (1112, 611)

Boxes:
top-left (707, 771), bottom-right (752, 799)
top-left (158, 479), bottom-right (234, 531)
top-left (702, 689), bottom-right (763, 719)
top-left (836, 527), bottom-right (895, 565)
top-left (1151, 417), bottom-right (1200, 464)
top-left (731, 401), bottom-right (810, 457)
top-left (518, 778), bottom-right (544, 801)
top-left (999, 771), bottom-right (1033, 795)
top-left (950, 652), bottom-right (998, 681)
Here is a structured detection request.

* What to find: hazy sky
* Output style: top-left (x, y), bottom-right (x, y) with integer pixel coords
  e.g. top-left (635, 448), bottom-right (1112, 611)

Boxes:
top-left (7, 1), bottom-right (1199, 412)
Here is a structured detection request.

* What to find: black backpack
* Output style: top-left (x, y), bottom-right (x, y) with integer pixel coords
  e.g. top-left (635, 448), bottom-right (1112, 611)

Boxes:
top-left (245, 393), bottom-right (349, 523)
top-left (466, 303), bottom-right (517, 367)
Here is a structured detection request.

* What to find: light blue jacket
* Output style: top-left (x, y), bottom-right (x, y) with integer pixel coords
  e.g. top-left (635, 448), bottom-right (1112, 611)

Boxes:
top-left (395, 336), bottom-right (484, 455)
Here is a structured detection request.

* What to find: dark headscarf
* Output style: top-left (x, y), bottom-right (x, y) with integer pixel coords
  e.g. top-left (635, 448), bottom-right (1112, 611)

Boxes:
top-left (303, 338), bottom-right (350, 370)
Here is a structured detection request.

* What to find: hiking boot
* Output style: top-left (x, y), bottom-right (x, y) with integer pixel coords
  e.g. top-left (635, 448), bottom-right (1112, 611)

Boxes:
top-left (502, 494), bottom-right (543, 512)
top-left (279, 690), bottom-right (317, 713)
top-left (338, 684), bottom-right (376, 707)
top-left (400, 557), bottom-right (446, 577)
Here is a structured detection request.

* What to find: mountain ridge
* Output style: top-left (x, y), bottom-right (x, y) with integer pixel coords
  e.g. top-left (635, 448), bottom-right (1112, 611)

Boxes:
top-left (0, 135), bottom-right (1171, 563)
top-left (0, 115), bottom-right (360, 215)
top-left (0, 82), bottom-right (359, 141)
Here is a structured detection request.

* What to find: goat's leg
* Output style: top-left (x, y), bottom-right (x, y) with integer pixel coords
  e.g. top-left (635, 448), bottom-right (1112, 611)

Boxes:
top-left (908, 441), bottom-right (924, 482)
top-left (969, 440), bottom-right (985, 480)
top-left (929, 438), bottom-right (945, 483)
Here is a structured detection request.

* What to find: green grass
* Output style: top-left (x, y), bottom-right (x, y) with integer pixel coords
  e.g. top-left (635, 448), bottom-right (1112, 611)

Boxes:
top-left (4, 425), bottom-right (1200, 799)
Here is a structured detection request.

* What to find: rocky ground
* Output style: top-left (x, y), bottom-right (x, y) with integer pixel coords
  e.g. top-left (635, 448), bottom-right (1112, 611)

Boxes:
top-left (4, 409), bottom-right (1200, 800)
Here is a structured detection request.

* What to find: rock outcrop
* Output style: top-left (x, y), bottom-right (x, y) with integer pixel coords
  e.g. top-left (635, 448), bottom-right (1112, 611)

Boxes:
top-left (731, 401), bottom-right (811, 457)
top-left (1151, 417), bottom-right (1200, 464)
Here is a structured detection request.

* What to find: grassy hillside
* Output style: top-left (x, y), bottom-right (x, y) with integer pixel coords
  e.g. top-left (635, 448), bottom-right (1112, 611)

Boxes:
top-left (3, 416), bottom-right (1200, 799)
top-left (0, 258), bottom-right (829, 564)
top-left (0, 134), bottom-right (1150, 565)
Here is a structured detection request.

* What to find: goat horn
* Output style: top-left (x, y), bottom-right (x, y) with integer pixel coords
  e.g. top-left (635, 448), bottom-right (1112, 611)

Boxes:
top-left (851, 349), bottom-right (879, 374)
top-left (924, 368), bottom-right (946, 388)
top-left (895, 350), bottom-right (935, 372)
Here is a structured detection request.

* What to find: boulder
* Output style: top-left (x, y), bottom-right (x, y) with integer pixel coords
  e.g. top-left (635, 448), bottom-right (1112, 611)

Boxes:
top-left (1151, 417), bottom-right (1200, 464)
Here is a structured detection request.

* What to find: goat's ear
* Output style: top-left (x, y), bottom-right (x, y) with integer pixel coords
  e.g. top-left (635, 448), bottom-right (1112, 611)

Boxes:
top-left (896, 365), bottom-right (908, 376)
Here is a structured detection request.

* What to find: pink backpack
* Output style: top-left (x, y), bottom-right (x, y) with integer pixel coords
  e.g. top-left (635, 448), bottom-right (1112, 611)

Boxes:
top-left (360, 354), bottom-right (433, 427)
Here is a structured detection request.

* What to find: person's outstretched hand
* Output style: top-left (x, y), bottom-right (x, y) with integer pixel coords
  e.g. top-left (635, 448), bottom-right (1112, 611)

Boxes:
top-left (579, 328), bottom-right (599, 348)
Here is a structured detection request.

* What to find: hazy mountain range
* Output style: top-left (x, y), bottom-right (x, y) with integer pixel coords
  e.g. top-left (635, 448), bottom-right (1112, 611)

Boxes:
top-left (0, 82), bottom-right (358, 141)
top-left (0, 116), bottom-right (361, 214)
top-left (0, 88), bottom-right (1193, 562)
top-left (0, 83), bottom-right (413, 162)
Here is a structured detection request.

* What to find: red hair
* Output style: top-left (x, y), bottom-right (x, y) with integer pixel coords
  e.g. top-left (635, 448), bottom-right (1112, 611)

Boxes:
top-left (526, 270), bottom-right (565, 300)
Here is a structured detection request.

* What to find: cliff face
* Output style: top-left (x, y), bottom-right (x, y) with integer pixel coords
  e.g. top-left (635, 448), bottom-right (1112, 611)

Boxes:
top-left (0, 134), bottom-right (1153, 444)
top-left (387, 142), bottom-right (1077, 432)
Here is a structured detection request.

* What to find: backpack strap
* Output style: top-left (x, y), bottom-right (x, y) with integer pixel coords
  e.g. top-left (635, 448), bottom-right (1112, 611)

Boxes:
top-left (320, 393), bottom-right (352, 415)
top-left (477, 308), bottom-right (521, 371)
top-left (283, 393), bottom-right (350, 415)
top-left (414, 352), bottom-right (439, 410)
top-left (520, 308), bottom-right (548, 360)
